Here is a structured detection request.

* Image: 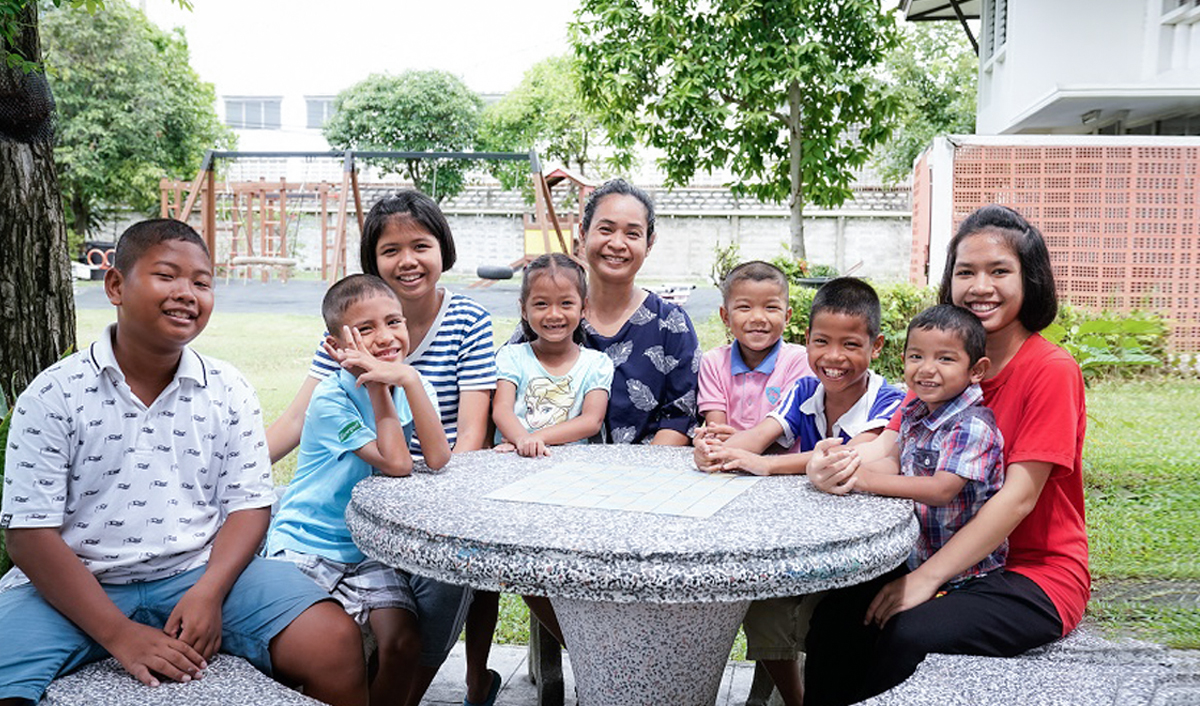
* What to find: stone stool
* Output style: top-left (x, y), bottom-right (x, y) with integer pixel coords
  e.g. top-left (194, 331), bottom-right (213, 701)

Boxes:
top-left (39, 654), bottom-right (321, 706)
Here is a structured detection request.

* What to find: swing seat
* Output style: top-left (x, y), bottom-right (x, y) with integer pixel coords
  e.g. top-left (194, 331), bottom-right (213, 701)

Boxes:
top-left (230, 256), bottom-right (299, 268)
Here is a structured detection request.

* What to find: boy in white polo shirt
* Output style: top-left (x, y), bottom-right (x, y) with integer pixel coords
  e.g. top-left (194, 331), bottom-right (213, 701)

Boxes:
top-left (694, 260), bottom-right (811, 443)
top-left (0, 220), bottom-right (366, 706)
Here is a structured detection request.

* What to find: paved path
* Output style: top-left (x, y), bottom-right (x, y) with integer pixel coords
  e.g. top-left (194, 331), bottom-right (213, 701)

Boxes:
top-left (420, 641), bottom-right (763, 706)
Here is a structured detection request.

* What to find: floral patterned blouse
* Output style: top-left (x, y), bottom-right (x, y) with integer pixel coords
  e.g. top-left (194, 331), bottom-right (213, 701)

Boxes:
top-left (582, 290), bottom-right (700, 443)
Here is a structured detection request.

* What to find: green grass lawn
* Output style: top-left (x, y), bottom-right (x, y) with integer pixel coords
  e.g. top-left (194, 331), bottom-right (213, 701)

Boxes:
top-left (1082, 379), bottom-right (1200, 648)
top-left (74, 310), bottom-right (1200, 650)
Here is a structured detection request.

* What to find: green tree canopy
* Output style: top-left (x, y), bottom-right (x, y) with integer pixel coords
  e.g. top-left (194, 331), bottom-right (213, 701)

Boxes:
top-left (479, 55), bottom-right (605, 190)
top-left (42, 0), bottom-right (233, 238)
top-left (324, 70), bottom-right (482, 202)
top-left (572, 0), bottom-right (901, 259)
top-left (873, 21), bottom-right (977, 185)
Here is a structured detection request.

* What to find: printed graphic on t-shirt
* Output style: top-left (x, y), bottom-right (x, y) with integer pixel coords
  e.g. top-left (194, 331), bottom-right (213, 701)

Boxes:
top-left (338, 420), bottom-right (365, 443)
top-left (524, 376), bottom-right (575, 430)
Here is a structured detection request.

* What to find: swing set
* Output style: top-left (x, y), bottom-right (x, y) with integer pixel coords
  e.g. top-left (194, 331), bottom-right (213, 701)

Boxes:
top-left (160, 149), bottom-right (579, 285)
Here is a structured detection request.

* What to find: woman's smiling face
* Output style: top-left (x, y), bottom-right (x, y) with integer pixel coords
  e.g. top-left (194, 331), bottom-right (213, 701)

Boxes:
top-left (580, 194), bottom-right (652, 284)
top-left (949, 229), bottom-right (1025, 337)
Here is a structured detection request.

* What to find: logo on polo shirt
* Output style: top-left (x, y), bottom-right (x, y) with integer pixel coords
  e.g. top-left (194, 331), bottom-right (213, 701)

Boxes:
top-left (338, 420), bottom-right (365, 443)
top-left (767, 386), bottom-right (782, 405)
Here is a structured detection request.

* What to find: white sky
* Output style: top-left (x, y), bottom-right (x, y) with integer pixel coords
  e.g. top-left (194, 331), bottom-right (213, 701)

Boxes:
top-left (142, 0), bottom-right (582, 96)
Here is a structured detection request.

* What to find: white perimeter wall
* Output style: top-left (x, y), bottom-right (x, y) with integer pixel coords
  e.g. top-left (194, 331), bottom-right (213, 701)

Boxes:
top-left (257, 212), bottom-right (913, 284)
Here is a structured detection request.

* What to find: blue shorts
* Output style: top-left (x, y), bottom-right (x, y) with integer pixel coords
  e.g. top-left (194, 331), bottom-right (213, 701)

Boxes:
top-left (0, 556), bottom-right (331, 704)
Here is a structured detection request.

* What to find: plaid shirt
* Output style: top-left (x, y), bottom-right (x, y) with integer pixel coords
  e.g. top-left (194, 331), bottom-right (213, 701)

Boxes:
top-left (899, 384), bottom-right (1006, 584)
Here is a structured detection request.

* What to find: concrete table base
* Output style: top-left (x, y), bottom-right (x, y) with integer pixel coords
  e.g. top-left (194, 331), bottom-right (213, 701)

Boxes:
top-left (553, 597), bottom-right (750, 706)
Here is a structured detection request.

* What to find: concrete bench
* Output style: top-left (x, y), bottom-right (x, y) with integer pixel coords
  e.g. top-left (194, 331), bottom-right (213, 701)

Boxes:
top-left (859, 629), bottom-right (1200, 706)
top-left (39, 654), bottom-right (322, 706)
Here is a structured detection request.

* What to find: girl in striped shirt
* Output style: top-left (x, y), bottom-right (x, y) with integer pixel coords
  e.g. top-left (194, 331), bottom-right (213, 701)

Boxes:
top-left (266, 189), bottom-right (499, 706)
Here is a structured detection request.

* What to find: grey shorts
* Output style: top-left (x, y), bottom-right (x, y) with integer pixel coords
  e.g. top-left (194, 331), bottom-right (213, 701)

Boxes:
top-left (273, 549), bottom-right (473, 667)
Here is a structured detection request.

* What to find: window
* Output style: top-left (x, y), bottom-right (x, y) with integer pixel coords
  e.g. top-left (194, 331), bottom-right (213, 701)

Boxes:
top-left (982, 0), bottom-right (1008, 62)
top-left (306, 97), bottom-right (336, 129)
top-left (225, 97), bottom-right (282, 130)
top-left (1163, 0), bottom-right (1200, 14)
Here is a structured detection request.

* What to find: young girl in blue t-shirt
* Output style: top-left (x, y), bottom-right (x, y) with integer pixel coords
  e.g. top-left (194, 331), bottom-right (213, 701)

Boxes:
top-left (493, 253), bottom-right (614, 457)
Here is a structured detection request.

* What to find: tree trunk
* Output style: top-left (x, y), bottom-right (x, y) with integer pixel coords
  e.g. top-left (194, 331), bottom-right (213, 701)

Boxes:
top-left (0, 2), bottom-right (76, 397)
top-left (787, 79), bottom-right (806, 261)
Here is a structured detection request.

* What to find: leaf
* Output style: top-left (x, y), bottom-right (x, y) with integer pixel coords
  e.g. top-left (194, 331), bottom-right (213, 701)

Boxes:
top-left (1078, 320), bottom-right (1124, 336)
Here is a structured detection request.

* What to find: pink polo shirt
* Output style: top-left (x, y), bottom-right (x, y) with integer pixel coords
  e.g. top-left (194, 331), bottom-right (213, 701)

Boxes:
top-left (697, 340), bottom-right (812, 432)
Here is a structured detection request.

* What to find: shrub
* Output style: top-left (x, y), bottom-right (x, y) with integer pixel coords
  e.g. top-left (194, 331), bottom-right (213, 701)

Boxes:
top-left (709, 241), bottom-right (741, 288)
top-left (1043, 305), bottom-right (1169, 383)
top-left (874, 283), bottom-right (940, 382)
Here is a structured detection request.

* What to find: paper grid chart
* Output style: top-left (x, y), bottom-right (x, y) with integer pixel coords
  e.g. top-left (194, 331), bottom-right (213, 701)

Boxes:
top-left (484, 460), bottom-right (760, 518)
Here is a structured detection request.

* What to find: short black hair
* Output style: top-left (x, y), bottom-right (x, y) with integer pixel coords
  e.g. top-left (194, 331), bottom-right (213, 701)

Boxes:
top-left (809, 277), bottom-right (881, 339)
top-left (938, 204), bottom-right (1058, 333)
top-left (113, 219), bottom-right (209, 274)
top-left (721, 260), bottom-right (789, 303)
top-left (519, 253), bottom-right (589, 344)
top-left (906, 304), bottom-right (987, 365)
top-left (359, 189), bottom-right (457, 276)
top-left (322, 274), bottom-right (399, 335)
top-left (581, 178), bottom-right (656, 245)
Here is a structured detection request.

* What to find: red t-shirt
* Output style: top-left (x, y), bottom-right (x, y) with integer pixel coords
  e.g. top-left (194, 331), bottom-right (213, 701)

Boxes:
top-left (887, 334), bottom-right (1089, 634)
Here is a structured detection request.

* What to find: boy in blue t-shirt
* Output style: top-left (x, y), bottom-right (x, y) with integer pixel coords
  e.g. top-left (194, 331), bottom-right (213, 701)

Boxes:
top-left (267, 274), bottom-right (459, 706)
top-left (694, 277), bottom-right (904, 706)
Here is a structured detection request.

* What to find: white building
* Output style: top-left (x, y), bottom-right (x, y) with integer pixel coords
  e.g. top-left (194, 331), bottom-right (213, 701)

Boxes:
top-left (904, 0), bottom-right (1200, 135)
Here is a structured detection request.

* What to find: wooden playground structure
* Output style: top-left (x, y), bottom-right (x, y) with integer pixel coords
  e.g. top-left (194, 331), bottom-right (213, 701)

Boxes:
top-left (160, 149), bottom-right (582, 285)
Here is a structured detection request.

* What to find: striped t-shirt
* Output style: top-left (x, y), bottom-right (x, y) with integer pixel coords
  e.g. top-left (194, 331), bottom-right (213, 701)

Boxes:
top-left (309, 289), bottom-right (497, 454)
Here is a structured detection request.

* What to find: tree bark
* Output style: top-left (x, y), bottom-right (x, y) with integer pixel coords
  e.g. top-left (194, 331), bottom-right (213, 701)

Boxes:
top-left (0, 2), bottom-right (76, 397)
top-left (787, 79), bottom-right (806, 261)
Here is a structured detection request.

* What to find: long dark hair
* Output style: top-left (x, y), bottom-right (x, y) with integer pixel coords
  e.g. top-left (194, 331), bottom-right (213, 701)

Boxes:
top-left (938, 204), bottom-right (1058, 333)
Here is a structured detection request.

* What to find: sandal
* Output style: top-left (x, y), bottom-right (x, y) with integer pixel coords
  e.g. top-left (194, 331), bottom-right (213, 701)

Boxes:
top-left (463, 668), bottom-right (501, 706)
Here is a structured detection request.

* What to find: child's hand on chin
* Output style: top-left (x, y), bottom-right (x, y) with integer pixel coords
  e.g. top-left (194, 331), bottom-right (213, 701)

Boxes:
top-left (324, 326), bottom-right (409, 387)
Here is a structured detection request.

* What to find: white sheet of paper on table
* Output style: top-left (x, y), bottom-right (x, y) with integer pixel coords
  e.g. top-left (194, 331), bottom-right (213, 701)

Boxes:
top-left (484, 460), bottom-right (761, 518)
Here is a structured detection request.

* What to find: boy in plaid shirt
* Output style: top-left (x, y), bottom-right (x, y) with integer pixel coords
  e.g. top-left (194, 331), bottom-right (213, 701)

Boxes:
top-left (817, 304), bottom-right (1006, 588)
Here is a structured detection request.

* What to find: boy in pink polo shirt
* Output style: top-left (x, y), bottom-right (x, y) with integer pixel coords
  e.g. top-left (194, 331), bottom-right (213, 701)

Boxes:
top-left (695, 261), bottom-right (811, 441)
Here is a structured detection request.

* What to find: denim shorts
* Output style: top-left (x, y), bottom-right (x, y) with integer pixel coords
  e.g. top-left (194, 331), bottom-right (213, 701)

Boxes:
top-left (272, 549), bottom-right (474, 668)
top-left (0, 556), bottom-right (330, 704)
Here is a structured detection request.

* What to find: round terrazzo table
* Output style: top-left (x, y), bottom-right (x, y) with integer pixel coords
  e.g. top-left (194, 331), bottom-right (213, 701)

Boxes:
top-left (347, 445), bottom-right (917, 706)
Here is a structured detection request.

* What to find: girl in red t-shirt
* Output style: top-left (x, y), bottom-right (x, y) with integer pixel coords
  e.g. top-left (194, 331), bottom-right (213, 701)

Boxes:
top-left (803, 205), bottom-right (1088, 706)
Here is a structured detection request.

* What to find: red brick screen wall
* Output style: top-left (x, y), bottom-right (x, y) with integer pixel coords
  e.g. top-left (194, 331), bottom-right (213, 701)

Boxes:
top-left (916, 142), bottom-right (1200, 352)
top-left (910, 150), bottom-right (932, 287)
